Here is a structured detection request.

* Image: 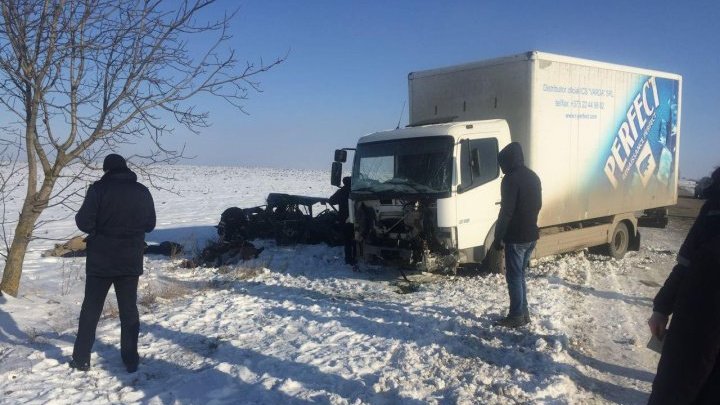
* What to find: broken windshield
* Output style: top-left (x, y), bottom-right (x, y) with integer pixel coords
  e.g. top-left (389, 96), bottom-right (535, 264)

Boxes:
top-left (352, 136), bottom-right (454, 197)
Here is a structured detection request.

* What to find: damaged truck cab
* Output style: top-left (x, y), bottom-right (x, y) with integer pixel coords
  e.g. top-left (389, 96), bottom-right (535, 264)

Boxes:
top-left (342, 120), bottom-right (511, 272)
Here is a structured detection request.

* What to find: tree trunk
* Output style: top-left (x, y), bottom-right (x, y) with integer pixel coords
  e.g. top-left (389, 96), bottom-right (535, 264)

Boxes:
top-left (0, 167), bottom-right (57, 297)
top-left (0, 201), bottom-right (41, 297)
top-left (1, 86), bottom-right (41, 296)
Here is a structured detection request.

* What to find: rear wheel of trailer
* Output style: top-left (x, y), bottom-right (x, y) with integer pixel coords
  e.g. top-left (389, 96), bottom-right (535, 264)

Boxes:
top-left (588, 221), bottom-right (630, 259)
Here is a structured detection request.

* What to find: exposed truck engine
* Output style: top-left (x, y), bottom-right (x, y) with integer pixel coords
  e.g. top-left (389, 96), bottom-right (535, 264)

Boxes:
top-left (354, 198), bottom-right (457, 272)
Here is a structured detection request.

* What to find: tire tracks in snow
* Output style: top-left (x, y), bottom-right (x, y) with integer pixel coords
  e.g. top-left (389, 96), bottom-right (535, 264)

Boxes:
top-left (536, 251), bottom-right (656, 404)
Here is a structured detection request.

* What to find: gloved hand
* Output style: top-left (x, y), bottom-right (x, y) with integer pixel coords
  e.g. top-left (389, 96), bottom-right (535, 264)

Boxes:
top-left (648, 311), bottom-right (669, 340)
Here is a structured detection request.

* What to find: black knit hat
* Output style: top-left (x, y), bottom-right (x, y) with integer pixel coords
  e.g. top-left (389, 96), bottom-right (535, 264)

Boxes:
top-left (102, 154), bottom-right (127, 172)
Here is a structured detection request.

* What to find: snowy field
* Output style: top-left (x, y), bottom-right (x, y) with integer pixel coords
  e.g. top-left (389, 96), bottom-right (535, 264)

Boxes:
top-left (0, 165), bottom-right (695, 404)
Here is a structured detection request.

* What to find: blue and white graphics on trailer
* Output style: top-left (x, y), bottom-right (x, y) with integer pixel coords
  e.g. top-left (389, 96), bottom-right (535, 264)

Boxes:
top-left (602, 77), bottom-right (679, 191)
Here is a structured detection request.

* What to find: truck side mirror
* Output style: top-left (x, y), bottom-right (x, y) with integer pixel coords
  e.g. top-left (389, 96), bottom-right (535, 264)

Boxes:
top-left (334, 149), bottom-right (347, 163)
top-left (331, 162), bottom-right (342, 187)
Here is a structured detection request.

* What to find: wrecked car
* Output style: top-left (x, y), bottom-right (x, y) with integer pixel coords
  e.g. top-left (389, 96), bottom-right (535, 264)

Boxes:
top-left (216, 193), bottom-right (343, 246)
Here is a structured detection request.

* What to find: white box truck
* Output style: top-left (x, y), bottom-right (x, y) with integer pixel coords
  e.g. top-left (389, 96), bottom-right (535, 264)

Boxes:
top-left (331, 51), bottom-right (681, 272)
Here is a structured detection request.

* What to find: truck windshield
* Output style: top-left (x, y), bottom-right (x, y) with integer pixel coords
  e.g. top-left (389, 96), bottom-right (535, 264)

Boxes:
top-left (352, 136), bottom-right (453, 196)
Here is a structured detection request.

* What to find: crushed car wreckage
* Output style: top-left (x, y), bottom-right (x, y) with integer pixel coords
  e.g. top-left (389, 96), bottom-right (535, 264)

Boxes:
top-left (47, 193), bottom-right (345, 269)
top-left (42, 236), bottom-right (184, 258)
top-left (216, 193), bottom-right (343, 246)
top-left (182, 193), bottom-right (344, 268)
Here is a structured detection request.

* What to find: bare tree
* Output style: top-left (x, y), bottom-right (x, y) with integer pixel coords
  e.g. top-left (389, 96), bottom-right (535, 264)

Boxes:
top-left (0, 0), bottom-right (284, 296)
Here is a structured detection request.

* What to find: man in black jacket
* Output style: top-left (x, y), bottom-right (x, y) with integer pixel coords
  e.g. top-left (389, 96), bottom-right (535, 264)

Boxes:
top-left (329, 176), bottom-right (356, 265)
top-left (648, 167), bottom-right (720, 404)
top-left (69, 154), bottom-right (156, 373)
top-left (493, 142), bottom-right (542, 328)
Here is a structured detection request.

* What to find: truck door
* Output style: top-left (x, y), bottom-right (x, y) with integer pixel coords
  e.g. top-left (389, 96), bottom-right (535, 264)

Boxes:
top-left (455, 136), bottom-right (502, 254)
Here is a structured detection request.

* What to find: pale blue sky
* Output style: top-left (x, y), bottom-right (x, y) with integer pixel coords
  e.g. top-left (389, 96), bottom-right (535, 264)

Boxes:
top-left (170, 0), bottom-right (719, 179)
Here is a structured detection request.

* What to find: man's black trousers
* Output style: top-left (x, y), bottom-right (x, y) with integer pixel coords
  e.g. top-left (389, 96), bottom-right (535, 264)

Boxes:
top-left (72, 275), bottom-right (140, 367)
top-left (343, 223), bottom-right (356, 265)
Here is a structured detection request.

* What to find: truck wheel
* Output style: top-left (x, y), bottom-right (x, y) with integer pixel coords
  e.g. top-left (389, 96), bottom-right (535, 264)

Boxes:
top-left (590, 222), bottom-right (630, 259)
top-left (482, 246), bottom-right (505, 274)
top-left (608, 222), bottom-right (630, 259)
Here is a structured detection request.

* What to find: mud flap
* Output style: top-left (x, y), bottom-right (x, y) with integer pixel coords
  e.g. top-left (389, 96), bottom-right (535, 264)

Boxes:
top-left (638, 208), bottom-right (669, 228)
top-left (629, 230), bottom-right (641, 252)
top-left (481, 246), bottom-right (505, 274)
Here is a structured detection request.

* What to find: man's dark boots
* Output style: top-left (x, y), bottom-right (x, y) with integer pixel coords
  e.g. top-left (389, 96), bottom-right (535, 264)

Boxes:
top-left (68, 359), bottom-right (90, 371)
top-left (495, 315), bottom-right (530, 328)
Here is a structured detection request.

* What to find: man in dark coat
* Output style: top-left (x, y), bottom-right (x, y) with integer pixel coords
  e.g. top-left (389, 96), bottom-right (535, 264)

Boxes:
top-left (648, 167), bottom-right (720, 404)
top-left (493, 142), bottom-right (542, 328)
top-left (69, 154), bottom-right (156, 373)
top-left (329, 176), bottom-right (356, 265)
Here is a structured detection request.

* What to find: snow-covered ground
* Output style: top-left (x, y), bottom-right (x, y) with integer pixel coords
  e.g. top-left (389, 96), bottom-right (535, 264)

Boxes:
top-left (0, 165), bottom-right (692, 404)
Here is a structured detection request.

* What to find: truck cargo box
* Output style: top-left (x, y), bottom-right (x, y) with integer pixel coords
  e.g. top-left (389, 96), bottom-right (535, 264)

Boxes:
top-left (408, 51), bottom-right (682, 228)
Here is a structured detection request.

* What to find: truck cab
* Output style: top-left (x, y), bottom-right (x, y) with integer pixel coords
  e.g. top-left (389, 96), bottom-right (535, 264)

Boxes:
top-left (343, 120), bottom-right (511, 271)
